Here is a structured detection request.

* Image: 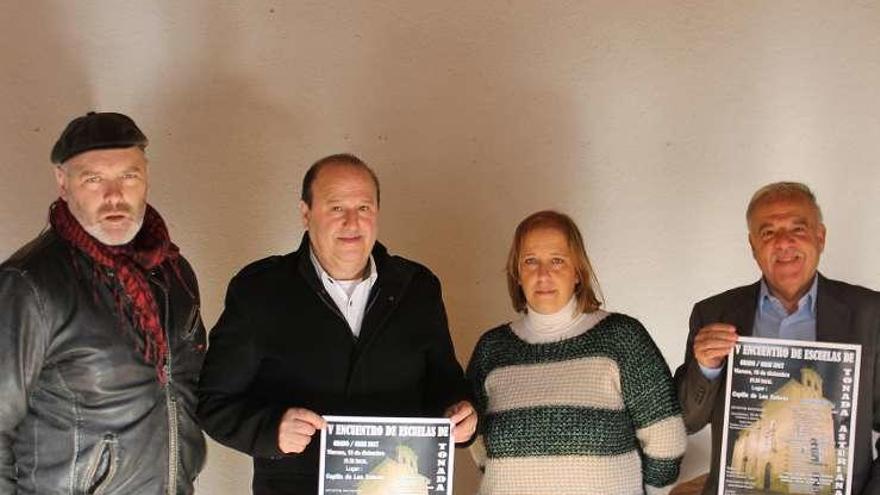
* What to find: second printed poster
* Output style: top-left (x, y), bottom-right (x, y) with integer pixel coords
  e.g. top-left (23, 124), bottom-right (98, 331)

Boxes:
top-left (719, 336), bottom-right (861, 495)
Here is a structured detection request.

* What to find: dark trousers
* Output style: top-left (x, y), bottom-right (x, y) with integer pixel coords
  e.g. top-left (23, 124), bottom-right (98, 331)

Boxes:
top-left (253, 475), bottom-right (317, 495)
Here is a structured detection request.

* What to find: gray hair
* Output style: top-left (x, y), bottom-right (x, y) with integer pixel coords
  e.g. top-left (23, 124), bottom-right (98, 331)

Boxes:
top-left (746, 181), bottom-right (823, 227)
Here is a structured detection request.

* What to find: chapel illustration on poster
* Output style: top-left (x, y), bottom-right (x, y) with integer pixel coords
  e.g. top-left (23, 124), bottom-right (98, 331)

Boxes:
top-left (357, 445), bottom-right (430, 495)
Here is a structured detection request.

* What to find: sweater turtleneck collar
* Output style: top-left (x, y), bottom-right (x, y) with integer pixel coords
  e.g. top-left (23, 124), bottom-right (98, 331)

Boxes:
top-left (526, 297), bottom-right (580, 333)
top-left (510, 297), bottom-right (608, 344)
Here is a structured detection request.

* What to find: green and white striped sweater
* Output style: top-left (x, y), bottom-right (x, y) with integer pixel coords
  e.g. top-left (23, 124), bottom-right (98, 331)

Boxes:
top-left (467, 312), bottom-right (686, 495)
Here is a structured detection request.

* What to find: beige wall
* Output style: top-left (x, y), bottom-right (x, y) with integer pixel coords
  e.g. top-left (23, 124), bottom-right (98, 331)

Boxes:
top-left (2, 1), bottom-right (879, 493)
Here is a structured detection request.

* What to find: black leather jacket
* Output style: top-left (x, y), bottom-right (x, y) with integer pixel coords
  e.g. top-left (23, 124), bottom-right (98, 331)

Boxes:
top-left (0, 230), bottom-right (207, 494)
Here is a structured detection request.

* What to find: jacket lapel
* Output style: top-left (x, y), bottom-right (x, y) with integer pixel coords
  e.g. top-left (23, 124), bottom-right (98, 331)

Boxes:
top-left (294, 233), bottom-right (359, 343)
top-left (726, 281), bottom-right (760, 337)
top-left (354, 245), bottom-right (412, 352)
top-left (816, 273), bottom-right (856, 345)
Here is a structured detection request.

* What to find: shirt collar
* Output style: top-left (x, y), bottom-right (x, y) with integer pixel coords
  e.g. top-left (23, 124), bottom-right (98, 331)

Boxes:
top-left (759, 274), bottom-right (818, 316)
top-left (309, 250), bottom-right (378, 285)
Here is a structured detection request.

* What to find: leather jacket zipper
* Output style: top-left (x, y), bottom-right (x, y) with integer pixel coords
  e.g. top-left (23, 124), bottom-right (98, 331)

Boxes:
top-left (154, 272), bottom-right (178, 495)
top-left (166, 386), bottom-right (178, 495)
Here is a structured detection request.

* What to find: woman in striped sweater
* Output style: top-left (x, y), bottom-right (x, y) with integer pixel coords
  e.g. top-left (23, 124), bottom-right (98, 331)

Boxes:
top-left (467, 210), bottom-right (686, 494)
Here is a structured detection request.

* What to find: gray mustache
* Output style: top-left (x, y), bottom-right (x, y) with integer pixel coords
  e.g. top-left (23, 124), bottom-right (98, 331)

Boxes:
top-left (98, 204), bottom-right (133, 216)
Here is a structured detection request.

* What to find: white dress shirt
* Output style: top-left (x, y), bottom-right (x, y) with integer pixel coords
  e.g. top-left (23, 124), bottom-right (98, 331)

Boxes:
top-left (310, 252), bottom-right (378, 337)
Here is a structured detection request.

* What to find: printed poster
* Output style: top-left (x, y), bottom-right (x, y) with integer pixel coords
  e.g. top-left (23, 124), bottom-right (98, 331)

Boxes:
top-left (318, 416), bottom-right (455, 495)
top-left (719, 336), bottom-right (861, 495)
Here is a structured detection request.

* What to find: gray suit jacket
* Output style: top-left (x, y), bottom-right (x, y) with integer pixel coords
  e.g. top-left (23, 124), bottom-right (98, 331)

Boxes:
top-left (674, 274), bottom-right (880, 495)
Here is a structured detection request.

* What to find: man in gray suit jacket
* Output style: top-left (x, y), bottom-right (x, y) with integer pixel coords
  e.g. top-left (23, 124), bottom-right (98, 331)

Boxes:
top-left (675, 181), bottom-right (880, 495)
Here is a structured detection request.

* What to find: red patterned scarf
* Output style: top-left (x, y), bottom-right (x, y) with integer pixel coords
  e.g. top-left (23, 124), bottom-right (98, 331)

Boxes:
top-left (49, 199), bottom-right (185, 383)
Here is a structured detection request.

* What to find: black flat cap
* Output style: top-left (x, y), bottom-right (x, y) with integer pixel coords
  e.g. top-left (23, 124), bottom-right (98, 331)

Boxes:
top-left (50, 111), bottom-right (148, 164)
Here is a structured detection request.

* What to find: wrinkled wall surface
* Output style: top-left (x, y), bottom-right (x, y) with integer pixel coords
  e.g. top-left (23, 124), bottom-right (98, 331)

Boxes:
top-left (2, 2), bottom-right (879, 493)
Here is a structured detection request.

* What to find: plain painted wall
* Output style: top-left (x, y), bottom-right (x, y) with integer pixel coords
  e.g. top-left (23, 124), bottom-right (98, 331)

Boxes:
top-left (2, 1), bottom-right (879, 493)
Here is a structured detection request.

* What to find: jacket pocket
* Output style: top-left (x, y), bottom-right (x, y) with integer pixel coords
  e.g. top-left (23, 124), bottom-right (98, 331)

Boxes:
top-left (183, 303), bottom-right (201, 341)
top-left (81, 433), bottom-right (118, 494)
top-left (184, 303), bottom-right (208, 351)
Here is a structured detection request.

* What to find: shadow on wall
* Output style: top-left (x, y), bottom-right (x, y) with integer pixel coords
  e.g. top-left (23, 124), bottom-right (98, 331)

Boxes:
top-left (0, 3), bottom-right (92, 257)
top-left (149, 7), bottom-right (310, 319)
top-left (148, 6), bottom-right (313, 495)
top-left (158, 4), bottom-right (587, 494)
top-left (336, 9), bottom-right (586, 494)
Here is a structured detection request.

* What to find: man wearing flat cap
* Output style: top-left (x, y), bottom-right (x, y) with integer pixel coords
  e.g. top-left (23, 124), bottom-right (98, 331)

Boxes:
top-left (0, 112), bottom-right (207, 494)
